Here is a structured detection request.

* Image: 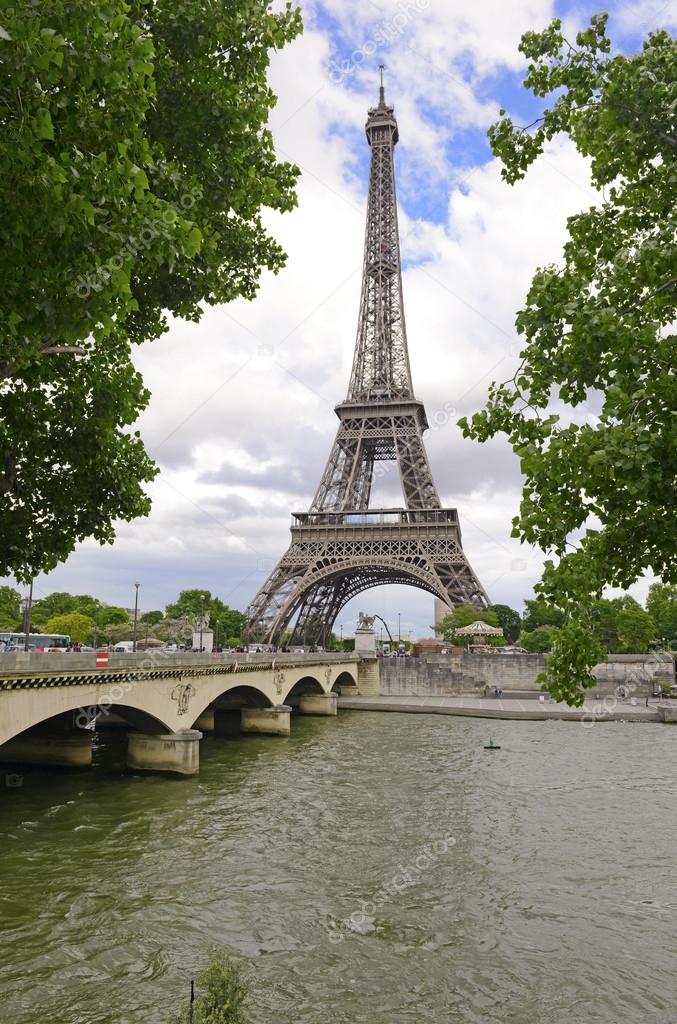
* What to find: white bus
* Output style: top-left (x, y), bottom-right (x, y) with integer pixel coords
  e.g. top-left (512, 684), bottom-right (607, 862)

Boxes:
top-left (0, 632), bottom-right (71, 651)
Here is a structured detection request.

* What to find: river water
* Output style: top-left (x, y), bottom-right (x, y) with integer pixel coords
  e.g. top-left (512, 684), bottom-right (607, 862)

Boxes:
top-left (1, 711), bottom-right (676, 1024)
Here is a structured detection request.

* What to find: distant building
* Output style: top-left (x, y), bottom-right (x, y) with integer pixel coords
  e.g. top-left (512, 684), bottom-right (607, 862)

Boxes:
top-left (412, 638), bottom-right (444, 658)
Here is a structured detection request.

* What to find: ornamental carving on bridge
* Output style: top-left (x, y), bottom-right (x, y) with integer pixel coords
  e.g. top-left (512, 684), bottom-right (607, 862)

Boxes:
top-left (170, 682), bottom-right (196, 715)
top-left (274, 670), bottom-right (286, 696)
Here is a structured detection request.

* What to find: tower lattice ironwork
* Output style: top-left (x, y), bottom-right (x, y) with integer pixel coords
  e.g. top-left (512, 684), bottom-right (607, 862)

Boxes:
top-left (247, 79), bottom-right (489, 646)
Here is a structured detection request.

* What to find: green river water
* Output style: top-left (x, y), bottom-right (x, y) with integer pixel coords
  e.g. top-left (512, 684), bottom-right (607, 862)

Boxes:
top-left (1, 711), bottom-right (676, 1024)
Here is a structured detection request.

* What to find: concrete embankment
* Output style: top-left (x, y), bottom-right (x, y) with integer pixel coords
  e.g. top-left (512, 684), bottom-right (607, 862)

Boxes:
top-left (338, 694), bottom-right (667, 723)
top-left (377, 652), bottom-right (675, 701)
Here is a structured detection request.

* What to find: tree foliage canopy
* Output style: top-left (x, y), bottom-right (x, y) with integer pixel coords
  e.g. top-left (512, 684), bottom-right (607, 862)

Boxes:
top-left (521, 625), bottom-right (560, 653)
top-left (488, 603), bottom-right (522, 643)
top-left (0, 585), bottom-right (21, 629)
top-left (31, 591), bottom-right (129, 632)
top-left (460, 15), bottom-right (676, 704)
top-left (0, 0), bottom-right (301, 581)
top-left (165, 589), bottom-right (246, 639)
top-left (646, 583), bottom-right (677, 642)
top-left (44, 611), bottom-right (96, 644)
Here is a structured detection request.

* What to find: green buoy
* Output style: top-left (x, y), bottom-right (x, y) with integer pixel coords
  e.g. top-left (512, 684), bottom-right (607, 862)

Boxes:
top-left (484, 736), bottom-right (501, 750)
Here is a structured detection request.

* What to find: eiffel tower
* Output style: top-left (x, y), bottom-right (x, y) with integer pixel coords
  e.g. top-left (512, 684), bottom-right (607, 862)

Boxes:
top-left (247, 74), bottom-right (489, 646)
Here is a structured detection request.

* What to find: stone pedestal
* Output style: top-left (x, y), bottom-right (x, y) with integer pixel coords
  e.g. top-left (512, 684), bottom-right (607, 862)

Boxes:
top-left (241, 705), bottom-right (291, 736)
top-left (214, 709), bottom-right (242, 737)
top-left (0, 731), bottom-right (93, 768)
top-left (298, 693), bottom-right (338, 716)
top-left (194, 709), bottom-right (215, 733)
top-left (355, 629), bottom-right (376, 655)
top-left (127, 730), bottom-right (202, 776)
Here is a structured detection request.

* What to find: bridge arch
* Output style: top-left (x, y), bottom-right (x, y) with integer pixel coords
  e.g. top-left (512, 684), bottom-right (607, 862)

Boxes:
top-left (0, 692), bottom-right (176, 746)
top-left (283, 674), bottom-right (324, 706)
top-left (333, 669), bottom-right (357, 692)
top-left (267, 558), bottom-right (447, 644)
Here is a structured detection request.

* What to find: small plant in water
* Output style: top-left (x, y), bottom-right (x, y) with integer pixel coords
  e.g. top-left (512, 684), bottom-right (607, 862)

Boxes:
top-left (173, 948), bottom-right (250, 1024)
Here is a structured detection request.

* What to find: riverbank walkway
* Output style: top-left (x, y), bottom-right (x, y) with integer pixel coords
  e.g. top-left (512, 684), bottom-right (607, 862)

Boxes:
top-left (338, 694), bottom-right (672, 723)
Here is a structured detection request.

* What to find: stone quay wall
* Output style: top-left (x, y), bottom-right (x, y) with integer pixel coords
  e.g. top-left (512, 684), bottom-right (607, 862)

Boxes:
top-left (379, 653), bottom-right (675, 698)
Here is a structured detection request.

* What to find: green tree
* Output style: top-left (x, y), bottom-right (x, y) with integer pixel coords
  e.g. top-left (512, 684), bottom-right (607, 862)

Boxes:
top-left (140, 610), bottom-right (164, 626)
top-left (30, 592), bottom-right (127, 634)
top-left (104, 622), bottom-right (134, 645)
top-left (45, 612), bottom-right (96, 644)
top-left (0, 585), bottom-right (21, 629)
top-left (173, 949), bottom-right (250, 1024)
top-left (166, 591), bottom-right (246, 639)
top-left (646, 583), bottom-right (677, 643)
top-left (460, 15), bottom-right (676, 704)
top-left (522, 597), bottom-right (565, 632)
top-left (154, 617), bottom-right (193, 644)
top-left (616, 606), bottom-right (656, 653)
top-left (521, 625), bottom-right (560, 653)
top-left (98, 606), bottom-right (130, 628)
top-left (489, 604), bottom-right (522, 643)
top-left (31, 591), bottom-right (79, 627)
top-left (1, 0), bottom-right (302, 583)
top-left (591, 598), bottom-right (620, 652)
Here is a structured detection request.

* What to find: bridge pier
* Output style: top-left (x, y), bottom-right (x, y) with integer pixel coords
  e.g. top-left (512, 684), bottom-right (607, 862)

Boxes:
top-left (194, 709), bottom-right (215, 733)
top-left (127, 730), bottom-right (202, 776)
top-left (241, 705), bottom-right (291, 736)
top-left (298, 693), bottom-right (338, 716)
top-left (356, 657), bottom-right (380, 696)
top-left (0, 730), bottom-right (93, 768)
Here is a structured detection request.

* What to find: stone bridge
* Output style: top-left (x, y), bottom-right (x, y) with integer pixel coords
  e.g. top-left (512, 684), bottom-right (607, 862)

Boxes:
top-left (0, 651), bottom-right (378, 775)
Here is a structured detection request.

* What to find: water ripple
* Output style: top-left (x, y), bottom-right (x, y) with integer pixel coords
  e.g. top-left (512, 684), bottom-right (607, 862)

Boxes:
top-left (1, 714), bottom-right (676, 1022)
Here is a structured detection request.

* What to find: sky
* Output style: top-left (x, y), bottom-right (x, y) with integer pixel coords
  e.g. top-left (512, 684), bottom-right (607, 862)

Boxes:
top-left (8, 0), bottom-right (676, 638)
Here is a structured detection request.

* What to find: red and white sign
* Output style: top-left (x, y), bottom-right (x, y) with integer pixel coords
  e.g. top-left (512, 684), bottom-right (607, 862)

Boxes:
top-left (96, 651), bottom-right (109, 669)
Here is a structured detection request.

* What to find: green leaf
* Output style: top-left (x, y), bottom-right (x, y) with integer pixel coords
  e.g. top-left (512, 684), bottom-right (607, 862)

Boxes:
top-left (34, 109), bottom-right (54, 140)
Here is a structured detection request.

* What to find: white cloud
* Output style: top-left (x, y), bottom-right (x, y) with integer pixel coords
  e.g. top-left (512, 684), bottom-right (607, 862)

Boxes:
top-left (6, 1), bottom-right (655, 635)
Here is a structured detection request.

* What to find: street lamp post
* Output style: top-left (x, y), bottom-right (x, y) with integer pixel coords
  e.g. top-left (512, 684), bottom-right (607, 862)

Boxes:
top-left (199, 594), bottom-right (205, 652)
top-left (398, 612), bottom-right (401, 646)
top-left (22, 580), bottom-right (34, 652)
top-left (215, 620), bottom-right (220, 651)
top-left (132, 582), bottom-right (140, 652)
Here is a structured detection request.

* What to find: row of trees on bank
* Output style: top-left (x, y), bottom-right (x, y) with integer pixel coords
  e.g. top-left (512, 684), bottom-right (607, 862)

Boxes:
top-left (0, 586), bottom-right (246, 647)
top-left (436, 584), bottom-right (677, 654)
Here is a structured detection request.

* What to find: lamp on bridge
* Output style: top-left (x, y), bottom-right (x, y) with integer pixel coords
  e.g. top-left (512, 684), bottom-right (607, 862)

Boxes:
top-left (132, 582), bottom-right (140, 653)
top-left (21, 581), bottom-right (34, 653)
